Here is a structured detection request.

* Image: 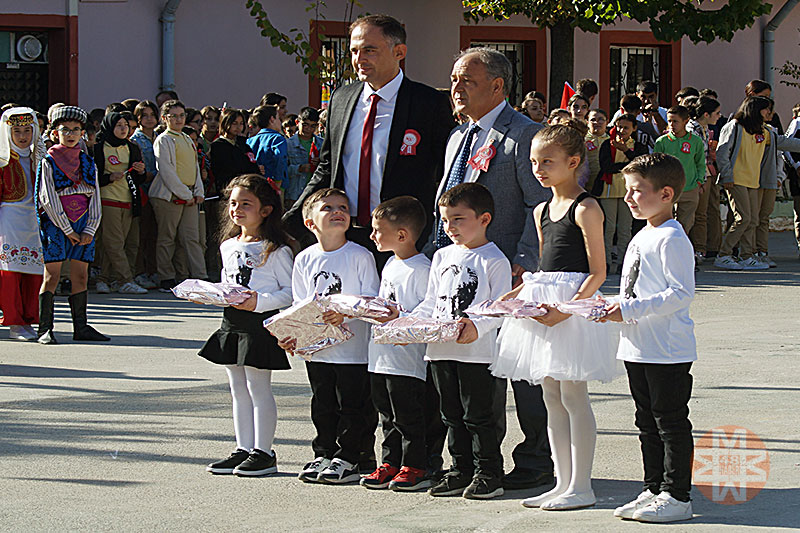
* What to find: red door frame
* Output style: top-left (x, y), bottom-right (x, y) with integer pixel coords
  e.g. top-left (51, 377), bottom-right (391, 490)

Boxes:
top-left (0, 14), bottom-right (78, 106)
top-left (459, 25), bottom-right (548, 102)
top-left (599, 30), bottom-right (681, 114)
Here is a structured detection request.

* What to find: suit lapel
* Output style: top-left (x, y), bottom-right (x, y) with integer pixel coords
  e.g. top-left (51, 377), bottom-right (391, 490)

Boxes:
top-left (382, 77), bottom-right (411, 184)
top-left (332, 83), bottom-right (363, 186)
top-left (467, 103), bottom-right (512, 183)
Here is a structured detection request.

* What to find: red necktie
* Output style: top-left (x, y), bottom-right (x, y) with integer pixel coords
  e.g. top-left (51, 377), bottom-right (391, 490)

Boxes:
top-left (358, 93), bottom-right (380, 226)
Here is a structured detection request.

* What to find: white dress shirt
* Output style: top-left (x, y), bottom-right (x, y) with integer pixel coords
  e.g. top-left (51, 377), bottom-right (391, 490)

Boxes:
top-left (459, 100), bottom-right (506, 182)
top-left (342, 69), bottom-right (404, 219)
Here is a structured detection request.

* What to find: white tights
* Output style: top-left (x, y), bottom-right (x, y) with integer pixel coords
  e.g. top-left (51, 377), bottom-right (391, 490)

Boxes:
top-left (224, 365), bottom-right (277, 452)
top-left (525, 378), bottom-right (596, 505)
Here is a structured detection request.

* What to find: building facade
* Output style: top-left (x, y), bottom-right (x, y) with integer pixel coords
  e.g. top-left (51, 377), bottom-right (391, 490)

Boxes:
top-left (3, 0), bottom-right (799, 122)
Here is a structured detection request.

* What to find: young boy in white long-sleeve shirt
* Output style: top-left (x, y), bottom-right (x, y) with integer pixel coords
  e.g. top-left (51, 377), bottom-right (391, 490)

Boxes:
top-left (414, 183), bottom-right (511, 500)
top-left (360, 196), bottom-right (432, 493)
top-left (279, 188), bottom-right (379, 485)
top-left (603, 153), bottom-right (696, 523)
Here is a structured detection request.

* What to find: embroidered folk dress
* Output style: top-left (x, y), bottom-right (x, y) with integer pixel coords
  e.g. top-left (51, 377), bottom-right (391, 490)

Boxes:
top-left (0, 148), bottom-right (43, 275)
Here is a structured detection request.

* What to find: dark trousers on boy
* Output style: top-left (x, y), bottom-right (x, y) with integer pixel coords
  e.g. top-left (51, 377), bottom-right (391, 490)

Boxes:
top-left (430, 360), bottom-right (503, 478)
top-left (370, 373), bottom-right (427, 470)
top-left (425, 365), bottom-right (447, 472)
top-left (306, 361), bottom-right (371, 465)
top-left (625, 361), bottom-right (694, 502)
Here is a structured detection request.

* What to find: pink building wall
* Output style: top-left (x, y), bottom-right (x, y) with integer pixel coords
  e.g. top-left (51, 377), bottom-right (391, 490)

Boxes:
top-left (4, 0), bottom-right (800, 121)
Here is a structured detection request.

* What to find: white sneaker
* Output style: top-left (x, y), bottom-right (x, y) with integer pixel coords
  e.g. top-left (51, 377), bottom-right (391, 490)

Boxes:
top-left (614, 489), bottom-right (657, 519)
top-left (95, 281), bottom-right (111, 294)
top-left (9, 325), bottom-right (37, 341)
top-left (755, 252), bottom-right (777, 268)
top-left (135, 274), bottom-right (158, 289)
top-left (118, 281), bottom-right (148, 294)
top-left (632, 491), bottom-right (693, 523)
top-left (298, 457), bottom-right (330, 483)
top-left (713, 255), bottom-right (744, 270)
top-left (317, 458), bottom-right (360, 484)
top-left (739, 256), bottom-right (769, 270)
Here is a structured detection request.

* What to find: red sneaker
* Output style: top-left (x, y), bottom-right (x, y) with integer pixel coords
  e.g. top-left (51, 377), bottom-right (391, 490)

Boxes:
top-left (359, 463), bottom-right (399, 489)
top-left (389, 466), bottom-right (432, 492)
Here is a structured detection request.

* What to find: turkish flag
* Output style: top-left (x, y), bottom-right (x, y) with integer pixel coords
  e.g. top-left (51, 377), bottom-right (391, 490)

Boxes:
top-left (560, 82), bottom-right (576, 109)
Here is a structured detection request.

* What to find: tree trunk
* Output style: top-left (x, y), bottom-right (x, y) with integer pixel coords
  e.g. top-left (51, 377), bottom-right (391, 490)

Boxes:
top-left (548, 20), bottom-right (574, 111)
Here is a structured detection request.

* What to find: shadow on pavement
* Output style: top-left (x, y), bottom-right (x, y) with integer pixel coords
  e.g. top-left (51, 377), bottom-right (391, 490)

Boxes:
top-left (4, 477), bottom-right (149, 487)
top-left (0, 364), bottom-right (205, 381)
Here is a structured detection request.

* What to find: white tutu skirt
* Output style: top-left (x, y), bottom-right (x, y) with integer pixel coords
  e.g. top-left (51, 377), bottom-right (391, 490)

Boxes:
top-left (491, 271), bottom-right (622, 385)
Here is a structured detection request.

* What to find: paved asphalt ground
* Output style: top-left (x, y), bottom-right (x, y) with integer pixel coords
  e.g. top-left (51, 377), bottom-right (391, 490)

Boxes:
top-left (1, 232), bottom-right (798, 532)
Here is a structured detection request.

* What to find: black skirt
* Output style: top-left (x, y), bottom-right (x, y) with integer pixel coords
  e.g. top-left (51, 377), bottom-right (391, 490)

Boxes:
top-left (199, 307), bottom-right (290, 370)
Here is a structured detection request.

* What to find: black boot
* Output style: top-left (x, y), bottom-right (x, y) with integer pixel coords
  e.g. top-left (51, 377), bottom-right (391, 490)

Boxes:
top-left (37, 291), bottom-right (58, 345)
top-left (68, 291), bottom-right (110, 342)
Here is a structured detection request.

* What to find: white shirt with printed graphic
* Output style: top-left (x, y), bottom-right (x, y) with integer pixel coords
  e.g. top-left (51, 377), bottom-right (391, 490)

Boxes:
top-left (292, 240), bottom-right (380, 364)
top-left (616, 219), bottom-right (697, 364)
top-left (220, 239), bottom-right (293, 313)
top-left (368, 253), bottom-right (431, 381)
top-left (414, 242), bottom-right (511, 364)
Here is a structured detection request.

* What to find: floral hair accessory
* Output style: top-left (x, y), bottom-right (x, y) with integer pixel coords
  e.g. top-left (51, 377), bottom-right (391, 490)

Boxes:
top-left (265, 177), bottom-right (281, 196)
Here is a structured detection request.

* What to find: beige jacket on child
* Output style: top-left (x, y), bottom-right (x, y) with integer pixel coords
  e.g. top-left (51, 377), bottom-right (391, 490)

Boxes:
top-left (150, 130), bottom-right (204, 202)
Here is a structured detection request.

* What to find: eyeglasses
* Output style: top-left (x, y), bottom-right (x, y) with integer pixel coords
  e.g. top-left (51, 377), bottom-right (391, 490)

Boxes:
top-left (57, 127), bottom-right (82, 136)
top-left (166, 113), bottom-right (187, 119)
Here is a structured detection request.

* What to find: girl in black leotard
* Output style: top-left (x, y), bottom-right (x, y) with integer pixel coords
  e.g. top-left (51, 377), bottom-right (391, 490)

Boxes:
top-left (491, 125), bottom-right (621, 511)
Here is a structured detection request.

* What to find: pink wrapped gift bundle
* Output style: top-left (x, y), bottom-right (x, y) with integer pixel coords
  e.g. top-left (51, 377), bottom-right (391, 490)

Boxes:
top-left (171, 279), bottom-right (251, 307)
top-left (555, 297), bottom-right (611, 321)
top-left (316, 294), bottom-right (399, 324)
top-left (263, 297), bottom-right (353, 360)
top-left (372, 316), bottom-right (463, 344)
top-left (465, 299), bottom-right (548, 318)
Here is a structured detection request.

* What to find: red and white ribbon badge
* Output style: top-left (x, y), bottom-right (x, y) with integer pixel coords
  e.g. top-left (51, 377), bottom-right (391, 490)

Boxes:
top-left (586, 140), bottom-right (596, 151)
top-left (108, 155), bottom-right (121, 165)
top-left (468, 141), bottom-right (497, 171)
top-left (247, 152), bottom-right (257, 163)
top-left (400, 129), bottom-right (421, 156)
top-left (755, 134), bottom-right (765, 144)
top-left (681, 141), bottom-right (692, 154)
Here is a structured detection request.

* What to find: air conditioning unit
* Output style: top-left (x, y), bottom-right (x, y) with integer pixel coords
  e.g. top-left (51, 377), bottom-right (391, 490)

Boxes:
top-left (11, 32), bottom-right (48, 64)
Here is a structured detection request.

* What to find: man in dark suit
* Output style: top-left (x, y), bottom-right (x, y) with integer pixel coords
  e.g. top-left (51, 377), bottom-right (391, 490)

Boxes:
top-left (283, 14), bottom-right (454, 476)
top-left (425, 47), bottom-right (554, 491)
top-left (284, 14), bottom-right (454, 255)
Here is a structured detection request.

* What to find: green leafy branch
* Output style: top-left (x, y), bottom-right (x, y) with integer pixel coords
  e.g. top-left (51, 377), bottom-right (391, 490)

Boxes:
top-left (776, 28), bottom-right (800, 89)
top-left (246, 0), bottom-right (360, 83)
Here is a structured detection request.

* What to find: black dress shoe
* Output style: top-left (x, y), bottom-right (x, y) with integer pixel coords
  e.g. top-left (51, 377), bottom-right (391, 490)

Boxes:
top-left (502, 468), bottom-right (554, 490)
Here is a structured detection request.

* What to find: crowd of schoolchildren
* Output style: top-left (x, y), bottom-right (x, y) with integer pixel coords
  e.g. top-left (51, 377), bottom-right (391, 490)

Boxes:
top-left (0, 90), bottom-right (324, 343)
top-left (1, 75), bottom-right (799, 525)
top-left (518, 79), bottom-right (800, 273)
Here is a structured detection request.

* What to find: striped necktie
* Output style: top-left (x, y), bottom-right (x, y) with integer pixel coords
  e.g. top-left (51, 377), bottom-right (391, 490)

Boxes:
top-left (436, 123), bottom-right (481, 248)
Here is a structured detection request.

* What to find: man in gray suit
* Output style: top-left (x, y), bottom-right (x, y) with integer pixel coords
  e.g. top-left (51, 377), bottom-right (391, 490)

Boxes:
top-left (425, 47), bottom-right (554, 491)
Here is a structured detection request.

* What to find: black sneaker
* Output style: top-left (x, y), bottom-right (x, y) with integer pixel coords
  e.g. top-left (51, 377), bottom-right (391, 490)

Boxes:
top-left (463, 472), bottom-right (504, 500)
top-left (206, 449), bottom-right (250, 474)
top-left (159, 279), bottom-right (176, 293)
top-left (428, 471), bottom-right (472, 497)
top-left (502, 468), bottom-right (554, 490)
top-left (317, 458), bottom-right (360, 484)
top-left (233, 449), bottom-right (278, 477)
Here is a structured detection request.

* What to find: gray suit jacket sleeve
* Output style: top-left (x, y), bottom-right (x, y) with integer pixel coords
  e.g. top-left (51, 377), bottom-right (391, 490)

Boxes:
top-left (513, 121), bottom-right (547, 271)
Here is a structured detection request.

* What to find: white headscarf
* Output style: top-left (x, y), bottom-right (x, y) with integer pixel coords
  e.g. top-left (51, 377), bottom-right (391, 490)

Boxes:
top-left (0, 107), bottom-right (44, 169)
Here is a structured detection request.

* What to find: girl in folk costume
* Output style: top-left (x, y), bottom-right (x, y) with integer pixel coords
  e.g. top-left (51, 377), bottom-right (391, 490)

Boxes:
top-left (36, 105), bottom-right (109, 344)
top-left (0, 107), bottom-right (46, 340)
